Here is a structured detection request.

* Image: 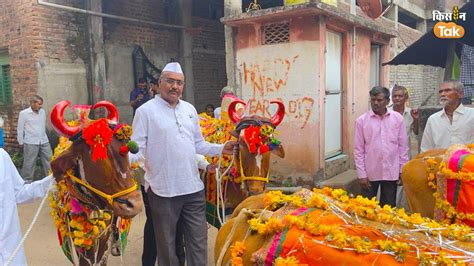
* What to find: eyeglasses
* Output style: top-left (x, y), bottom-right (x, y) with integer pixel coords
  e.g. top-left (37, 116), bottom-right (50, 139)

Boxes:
top-left (162, 78), bottom-right (184, 86)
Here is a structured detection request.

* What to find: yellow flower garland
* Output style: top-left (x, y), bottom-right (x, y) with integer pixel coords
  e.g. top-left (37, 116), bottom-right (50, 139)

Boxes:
top-left (275, 256), bottom-right (304, 266)
top-left (230, 241), bottom-right (246, 266)
top-left (49, 135), bottom-right (114, 250)
top-left (252, 188), bottom-right (473, 264)
top-left (199, 113), bottom-right (236, 179)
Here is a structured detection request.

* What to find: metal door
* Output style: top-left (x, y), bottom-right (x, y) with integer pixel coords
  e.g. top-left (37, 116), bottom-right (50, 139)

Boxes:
top-left (324, 31), bottom-right (343, 158)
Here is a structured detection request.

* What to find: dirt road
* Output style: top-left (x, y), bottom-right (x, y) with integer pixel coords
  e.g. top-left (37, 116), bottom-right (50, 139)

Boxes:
top-left (18, 200), bottom-right (219, 265)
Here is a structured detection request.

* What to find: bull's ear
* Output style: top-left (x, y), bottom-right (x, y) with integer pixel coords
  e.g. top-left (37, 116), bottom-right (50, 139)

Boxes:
top-left (271, 145), bottom-right (285, 158)
top-left (50, 149), bottom-right (78, 181)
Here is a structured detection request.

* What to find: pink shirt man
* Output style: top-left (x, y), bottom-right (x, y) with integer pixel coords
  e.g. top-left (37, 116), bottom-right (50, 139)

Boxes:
top-left (354, 109), bottom-right (409, 182)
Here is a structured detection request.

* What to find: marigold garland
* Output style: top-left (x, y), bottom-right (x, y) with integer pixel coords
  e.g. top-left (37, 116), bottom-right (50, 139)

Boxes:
top-left (253, 187), bottom-right (473, 264)
top-left (199, 112), bottom-right (236, 179)
top-left (275, 256), bottom-right (305, 266)
top-left (230, 241), bottom-right (246, 266)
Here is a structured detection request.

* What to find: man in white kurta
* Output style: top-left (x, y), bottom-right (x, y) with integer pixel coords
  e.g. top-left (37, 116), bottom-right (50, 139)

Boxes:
top-left (421, 80), bottom-right (474, 152)
top-left (130, 62), bottom-right (235, 266)
top-left (0, 148), bottom-right (52, 265)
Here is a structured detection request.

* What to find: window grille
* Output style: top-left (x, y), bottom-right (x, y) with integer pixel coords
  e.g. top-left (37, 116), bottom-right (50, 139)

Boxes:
top-left (0, 65), bottom-right (12, 105)
top-left (263, 22), bottom-right (290, 45)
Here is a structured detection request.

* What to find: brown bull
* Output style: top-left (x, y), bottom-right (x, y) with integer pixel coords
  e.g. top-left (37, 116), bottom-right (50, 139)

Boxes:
top-left (208, 99), bottom-right (285, 228)
top-left (228, 99), bottom-right (286, 196)
top-left (49, 101), bottom-right (143, 265)
top-left (401, 149), bottom-right (446, 218)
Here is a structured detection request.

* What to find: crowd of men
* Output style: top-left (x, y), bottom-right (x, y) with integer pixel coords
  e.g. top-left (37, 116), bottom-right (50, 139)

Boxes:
top-left (1, 59), bottom-right (474, 265)
top-left (354, 80), bottom-right (474, 210)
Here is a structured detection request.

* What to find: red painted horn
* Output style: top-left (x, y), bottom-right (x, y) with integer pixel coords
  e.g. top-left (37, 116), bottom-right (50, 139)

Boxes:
top-left (93, 101), bottom-right (119, 122)
top-left (50, 101), bottom-right (81, 137)
top-left (228, 99), bottom-right (246, 124)
top-left (269, 100), bottom-right (285, 127)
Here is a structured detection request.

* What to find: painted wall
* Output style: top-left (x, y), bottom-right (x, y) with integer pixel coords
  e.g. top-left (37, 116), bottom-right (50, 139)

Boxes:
top-left (236, 41), bottom-right (320, 183)
top-left (232, 14), bottom-right (391, 184)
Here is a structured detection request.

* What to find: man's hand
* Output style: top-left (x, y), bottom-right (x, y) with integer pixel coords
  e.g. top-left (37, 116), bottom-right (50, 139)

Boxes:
top-left (410, 108), bottom-right (419, 120)
top-left (222, 141), bottom-right (238, 155)
top-left (398, 173), bottom-right (403, 186)
top-left (359, 178), bottom-right (371, 190)
top-left (410, 108), bottom-right (420, 135)
top-left (206, 163), bottom-right (217, 174)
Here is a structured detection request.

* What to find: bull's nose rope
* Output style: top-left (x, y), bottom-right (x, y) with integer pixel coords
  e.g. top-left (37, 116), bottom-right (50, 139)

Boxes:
top-left (66, 171), bottom-right (138, 205)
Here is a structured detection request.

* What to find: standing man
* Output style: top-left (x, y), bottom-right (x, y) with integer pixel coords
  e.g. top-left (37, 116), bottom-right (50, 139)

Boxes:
top-left (17, 95), bottom-right (52, 183)
top-left (388, 85), bottom-right (419, 210)
top-left (389, 85), bottom-right (419, 143)
top-left (214, 86), bottom-right (235, 119)
top-left (131, 62), bottom-right (235, 266)
top-left (0, 148), bottom-right (52, 265)
top-left (421, 80), bottom-right (474, 152)
top-left (130, 77), bottom-right (153, 117)
top-left (354, 86), bottom-right (409, 207)
top-left (130, 76), bottom-right (155, 266)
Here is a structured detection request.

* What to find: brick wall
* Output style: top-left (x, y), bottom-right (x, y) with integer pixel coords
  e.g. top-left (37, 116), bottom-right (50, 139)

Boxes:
top-left (388, 23), bottom-right (443, 107)
top-left (0, 0), bottom-right (82, 149)
top-left (192, 17), bottom-right (227, 113)
top-left (103, 0), bottom-right (179, 52)
top-left (0, 0), bottom-right (228, 149)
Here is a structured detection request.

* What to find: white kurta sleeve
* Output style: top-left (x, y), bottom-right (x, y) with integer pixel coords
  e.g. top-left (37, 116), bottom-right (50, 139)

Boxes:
top-left (195, 154), bottom-right (210, 170)
top-left (129, 108), bottom-right (148, 166)
top-left (420, 117), bottom-right (435, 153)
top-left (17, 111), bottom-right (25, 145)
top-left (193, 108), bottom-right (224, 156)
top-left (1, 149), bottom-right (52, 204)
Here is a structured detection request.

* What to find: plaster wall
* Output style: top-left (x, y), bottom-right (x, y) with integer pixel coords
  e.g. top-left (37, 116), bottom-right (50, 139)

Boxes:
top-left (236, 41), bottom-right (320, 183)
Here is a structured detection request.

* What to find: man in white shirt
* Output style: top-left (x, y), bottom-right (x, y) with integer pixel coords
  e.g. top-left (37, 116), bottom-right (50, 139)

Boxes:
top-left (389, 85), bottom-right (419, 147)
top-left (388, 85), bottom-right (419, 211)
top-left (131, 62), bottom-right (235, 266)
top-left (0, 148), bottom-right (52, 265)
top-left (17, 95), bottom-right (52, 183)
top-left (421, 80), bottom-right (474, 152)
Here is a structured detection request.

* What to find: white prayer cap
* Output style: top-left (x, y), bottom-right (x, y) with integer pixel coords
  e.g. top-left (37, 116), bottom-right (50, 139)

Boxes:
top-left (162, 62), bottom-right (183, 74)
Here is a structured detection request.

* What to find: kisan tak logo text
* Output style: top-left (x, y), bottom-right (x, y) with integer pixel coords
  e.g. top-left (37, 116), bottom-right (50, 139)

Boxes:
top-left (432, 6), bottom-right (466, 39)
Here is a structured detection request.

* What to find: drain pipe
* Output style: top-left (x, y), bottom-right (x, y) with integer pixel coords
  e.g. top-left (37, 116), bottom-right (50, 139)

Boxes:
top-left (37, 0), bottom-right (186, 30)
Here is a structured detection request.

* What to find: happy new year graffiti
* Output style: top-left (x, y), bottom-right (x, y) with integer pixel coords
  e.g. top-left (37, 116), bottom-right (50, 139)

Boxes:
top-left (241, 55), bottom-right (315, 129)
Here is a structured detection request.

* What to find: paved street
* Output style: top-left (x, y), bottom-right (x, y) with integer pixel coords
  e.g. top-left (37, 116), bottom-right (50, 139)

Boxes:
top-left (18, 200), bottom-right (218, 266)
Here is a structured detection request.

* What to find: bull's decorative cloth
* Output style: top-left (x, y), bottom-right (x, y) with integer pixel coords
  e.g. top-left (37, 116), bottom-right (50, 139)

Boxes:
top-left (246, 188), bottom-right (473, 265)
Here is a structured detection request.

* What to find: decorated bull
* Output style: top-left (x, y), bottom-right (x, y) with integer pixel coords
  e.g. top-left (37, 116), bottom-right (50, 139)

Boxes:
top-left (215, 188), bottom-right (474, 265)
top-left (402, 144), bottom-right (474, 227)
top-left (48, 101), bottom-right (143, 265)
top-left (401, 149), bottom-right (446, 218)
top-left (199, 98), bottom-right (285, 227)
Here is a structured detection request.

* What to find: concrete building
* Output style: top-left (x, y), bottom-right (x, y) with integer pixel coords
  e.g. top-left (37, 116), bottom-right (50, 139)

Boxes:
top-left (0, 0), bottom-right (227, 148)
top-left (221, 0), bottom-right (466, 187)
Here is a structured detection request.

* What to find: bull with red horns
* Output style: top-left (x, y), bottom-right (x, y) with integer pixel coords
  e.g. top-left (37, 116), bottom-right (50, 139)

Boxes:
top-left (48, 100), bottom-right (143, 265)
top-left (204, 98), bottom-right (286, 228)
top-left (227, 98), bottom-right (286, 195)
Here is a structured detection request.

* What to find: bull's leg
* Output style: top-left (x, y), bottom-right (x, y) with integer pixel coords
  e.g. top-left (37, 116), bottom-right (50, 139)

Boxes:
top-left (110, 223), bottom-right (121, 256)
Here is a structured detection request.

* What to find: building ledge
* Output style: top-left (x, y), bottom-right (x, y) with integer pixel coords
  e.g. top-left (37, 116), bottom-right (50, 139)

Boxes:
top-left (221, 0), bottom-right (397, 38)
